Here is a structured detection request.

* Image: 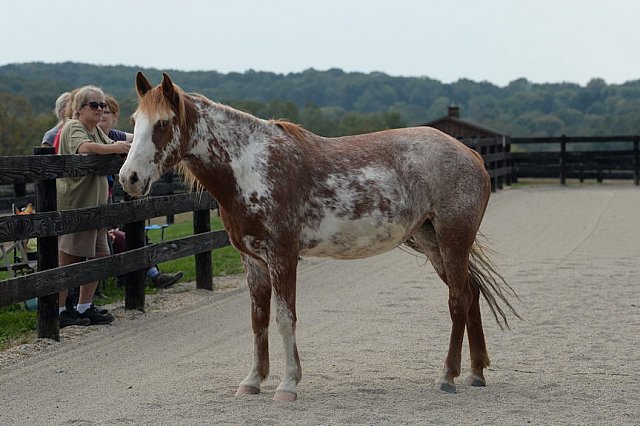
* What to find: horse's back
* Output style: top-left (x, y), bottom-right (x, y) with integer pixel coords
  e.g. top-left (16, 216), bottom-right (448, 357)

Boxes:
top-left (327, 126), bottom-right (489, 204)
top-left (297, 126), bottom-right (489, 259)
top-left (328, 126), bottom-right (484, 172)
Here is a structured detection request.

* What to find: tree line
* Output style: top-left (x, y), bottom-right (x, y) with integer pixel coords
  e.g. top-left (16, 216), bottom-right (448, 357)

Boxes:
top-left (1, 62), bottom-right (639, 155)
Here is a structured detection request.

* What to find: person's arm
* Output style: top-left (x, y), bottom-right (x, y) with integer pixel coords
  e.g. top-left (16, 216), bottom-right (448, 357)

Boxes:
top-left (77, 140), bottom-right (130, 155)
top-left (108, 128), bottom-right (133, 142)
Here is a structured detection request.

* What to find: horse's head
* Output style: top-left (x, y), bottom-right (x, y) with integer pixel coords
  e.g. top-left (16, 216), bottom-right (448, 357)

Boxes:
top-left (119, 72), bottom-right (187, 196)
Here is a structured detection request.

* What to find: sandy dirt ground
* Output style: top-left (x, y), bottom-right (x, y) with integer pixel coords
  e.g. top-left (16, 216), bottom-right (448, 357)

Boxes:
top-left (1, 185), bottom-right (639, 425)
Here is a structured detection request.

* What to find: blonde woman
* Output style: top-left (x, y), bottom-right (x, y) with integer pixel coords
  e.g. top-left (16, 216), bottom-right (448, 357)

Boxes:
top-left (57, 85), bottom-right (130, 327)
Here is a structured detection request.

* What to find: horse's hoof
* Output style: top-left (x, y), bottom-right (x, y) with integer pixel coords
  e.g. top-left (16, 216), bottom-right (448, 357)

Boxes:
top-left (273, 390), bottom-right (297, 401)
top-left (436, 381), bottom-right (457, 393)
top-left (464, 374), bottom-right (486, 387)
top-left (235, 385), bottom-right (260, 396)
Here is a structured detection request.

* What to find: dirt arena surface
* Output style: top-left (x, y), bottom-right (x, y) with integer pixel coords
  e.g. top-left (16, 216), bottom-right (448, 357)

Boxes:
top-left (1, 185), bottom-right (639, 425)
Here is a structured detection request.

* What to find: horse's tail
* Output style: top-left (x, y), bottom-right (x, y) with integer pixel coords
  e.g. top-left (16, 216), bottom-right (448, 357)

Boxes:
top-left (469, 237), bottom-right (522, 330)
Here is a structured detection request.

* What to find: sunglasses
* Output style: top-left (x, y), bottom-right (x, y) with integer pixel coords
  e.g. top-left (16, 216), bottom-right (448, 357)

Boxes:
top-left (82, 101), bottom-right (108, 110)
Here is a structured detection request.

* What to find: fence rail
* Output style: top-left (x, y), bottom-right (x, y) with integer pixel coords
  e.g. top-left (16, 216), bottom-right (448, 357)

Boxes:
top-left (511, 135), bottom-right (640, 185)
top-left (0, 147), bottom-right (231, 340)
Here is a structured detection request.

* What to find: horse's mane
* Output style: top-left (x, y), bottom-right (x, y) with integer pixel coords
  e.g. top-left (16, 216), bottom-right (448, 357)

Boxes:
top-left (271, 120), bottom-right (311, 143)
top-left (138, 83), bottom-right (187, 128)
top-left (177, 161), bottom-right (205, 196)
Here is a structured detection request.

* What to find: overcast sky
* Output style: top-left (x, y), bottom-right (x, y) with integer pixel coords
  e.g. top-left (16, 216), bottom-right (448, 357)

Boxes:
top-left (1, 0), bottom-right (638, 87)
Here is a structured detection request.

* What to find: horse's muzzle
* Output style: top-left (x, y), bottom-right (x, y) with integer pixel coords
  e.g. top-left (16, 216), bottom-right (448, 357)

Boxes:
top-left (119, 172), bottom-right (147, 197)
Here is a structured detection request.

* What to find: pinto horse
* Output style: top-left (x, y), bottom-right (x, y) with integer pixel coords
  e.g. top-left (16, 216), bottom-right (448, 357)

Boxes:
top-left (120, 72), bottom-right (518, 401)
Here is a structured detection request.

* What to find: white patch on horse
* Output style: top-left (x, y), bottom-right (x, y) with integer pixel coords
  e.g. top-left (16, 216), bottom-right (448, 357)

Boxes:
top-left (357, 165), bottom-right (394, 183)
top-left (189, 117), bottom-right (218, 159)
top-left (241, 235), bottom-right (268, 260)
top-left (301, 217), bottom-right (406, 259)
top-left (124, 114), bottom-right (157, 177)
top-left (300, 166), bottom-right (408, 259)
top-left (188, 104), bottom-right (225, 159)
top-left (168, 126), bottom-right (182, 153)
top-left (273, 295), bottom-right (298, 395)
top-left (229, 139), bottom-right (272, 211)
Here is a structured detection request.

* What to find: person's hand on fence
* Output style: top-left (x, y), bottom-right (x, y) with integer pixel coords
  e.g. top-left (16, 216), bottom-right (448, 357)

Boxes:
top-left (110, 141), bottom-right (131, 155)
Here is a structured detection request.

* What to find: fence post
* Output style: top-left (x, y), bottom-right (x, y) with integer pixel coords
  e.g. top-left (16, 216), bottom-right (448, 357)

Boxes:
top-left (496, 139), bottom-right (504, 190)
top-left (194, 208), bottom-right (213, 290)
top-left (33, 146), bottom-right (60, 341)
top-left (559, 135), bottom-right (567, 185)
top-left (123, 195), bottom-right (147, 310)
top-left (164, 173), bottom-right (175, 225)
top-left (634, 137), bottom-right (639, 186)
top-left (14, 182), bottom-right (26, 198)
top-left (505, 137), bottom-right (512, 186)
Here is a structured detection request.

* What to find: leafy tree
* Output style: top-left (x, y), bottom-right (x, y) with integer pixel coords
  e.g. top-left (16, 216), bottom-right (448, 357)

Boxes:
top-left (0, 93), bottom-right (52, 155)
top-left (300, 104), bottom-right (340, 136)
top-left (1, 62), bottom-right (639, 152)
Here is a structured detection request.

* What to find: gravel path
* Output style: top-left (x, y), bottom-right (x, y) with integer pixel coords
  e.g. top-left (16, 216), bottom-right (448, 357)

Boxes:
top-left (1, 185), bottom-right (639, 425)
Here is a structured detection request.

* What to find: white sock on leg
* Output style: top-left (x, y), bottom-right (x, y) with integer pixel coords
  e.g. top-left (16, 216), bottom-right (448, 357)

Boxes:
top-left (76, 303), bottom-right (92, 314)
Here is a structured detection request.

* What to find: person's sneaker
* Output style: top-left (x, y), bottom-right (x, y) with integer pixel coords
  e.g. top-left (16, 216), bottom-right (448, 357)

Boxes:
top-left (91, 303), bottom-right (109, 315)
top-left (59, 309), bottom-right (91, 328)
top-left (78, 306), bottom-right (114, 325)
top-left (151, 271), bottom-right (184, 289)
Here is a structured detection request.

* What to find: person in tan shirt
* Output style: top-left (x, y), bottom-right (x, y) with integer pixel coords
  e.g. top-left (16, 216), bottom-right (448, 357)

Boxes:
top-left (56, 85), bottom-right (130, 327)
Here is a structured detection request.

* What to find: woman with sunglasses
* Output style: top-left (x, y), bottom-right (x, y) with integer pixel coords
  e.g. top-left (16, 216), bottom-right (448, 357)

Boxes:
top-left (56, 85), bottom-right (131, 327)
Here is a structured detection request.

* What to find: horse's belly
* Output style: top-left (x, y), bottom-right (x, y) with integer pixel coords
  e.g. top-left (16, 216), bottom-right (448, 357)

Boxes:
top-left (299, 218), bottom-right (408, 259)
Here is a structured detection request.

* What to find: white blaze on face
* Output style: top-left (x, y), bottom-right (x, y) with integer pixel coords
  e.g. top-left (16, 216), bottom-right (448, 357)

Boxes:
top-left (121, 110), bottom-right (180, 196)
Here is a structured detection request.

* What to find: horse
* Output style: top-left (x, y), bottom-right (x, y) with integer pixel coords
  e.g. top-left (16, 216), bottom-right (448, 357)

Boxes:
top-left (119, 72), bottom-right (519, 401)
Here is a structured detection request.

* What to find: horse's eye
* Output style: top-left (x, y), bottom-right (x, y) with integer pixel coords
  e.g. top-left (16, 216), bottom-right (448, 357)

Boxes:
top-left (157, 120), bottom-right (170, 129)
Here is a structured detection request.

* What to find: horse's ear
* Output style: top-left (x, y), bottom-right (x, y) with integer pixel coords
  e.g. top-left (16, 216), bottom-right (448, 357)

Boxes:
top-left (136, 72), bottom-right (153, 97)
top-left (161, 72), bottom-right (180, 110)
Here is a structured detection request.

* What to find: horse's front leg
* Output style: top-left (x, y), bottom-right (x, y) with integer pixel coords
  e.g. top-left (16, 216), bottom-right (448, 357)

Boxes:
top-left (236, 255), bottom-right (272, 396)
top-left (268, 252), bottom-right (301, 401)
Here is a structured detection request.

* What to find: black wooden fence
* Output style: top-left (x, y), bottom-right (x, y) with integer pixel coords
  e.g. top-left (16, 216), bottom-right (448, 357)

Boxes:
top-left (0, 147), bottom-right (231, 341)
top-left (511, 135), bottom-right (640, 185)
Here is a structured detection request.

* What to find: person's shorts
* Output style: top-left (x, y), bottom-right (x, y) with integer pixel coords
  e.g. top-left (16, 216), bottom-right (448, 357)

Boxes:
top-left (58, 228), bottom-right (110, 258)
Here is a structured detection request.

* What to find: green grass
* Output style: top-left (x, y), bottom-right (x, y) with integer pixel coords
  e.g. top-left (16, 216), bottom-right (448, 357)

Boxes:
top-left (0, 213), bottom-right (243, 349)
top-left (0, 305), bottom-right (37, 348)
top-left (146, 214), bottom-right (244, 281)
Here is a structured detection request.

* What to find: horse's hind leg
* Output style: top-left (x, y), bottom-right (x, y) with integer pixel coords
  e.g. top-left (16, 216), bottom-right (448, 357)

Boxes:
top-left (409, 221), bottom-right (478, 393)
top-left (437, 230), bottom-right (475, 393)
top-left (236, 255), bottom-right (272, 396)
top-left (464, 278), bottom-right (490, 387)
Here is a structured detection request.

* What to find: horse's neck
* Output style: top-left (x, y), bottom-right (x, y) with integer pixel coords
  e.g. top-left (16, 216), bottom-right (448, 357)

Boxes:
top-left (203, 102), bottom-right (266, 154)
top-left (186, 101), bottom-right (271, 209)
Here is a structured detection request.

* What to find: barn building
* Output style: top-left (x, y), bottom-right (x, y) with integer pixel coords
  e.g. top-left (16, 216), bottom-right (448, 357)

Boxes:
top-left (423, 106), bottom-right (505, 139)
